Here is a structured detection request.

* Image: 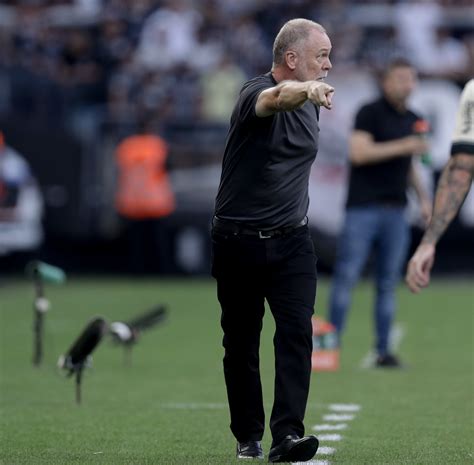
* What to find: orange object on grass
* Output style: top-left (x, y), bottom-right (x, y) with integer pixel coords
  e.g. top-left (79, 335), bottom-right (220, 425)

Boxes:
top-left (311, 317), bottom-right (340, 372)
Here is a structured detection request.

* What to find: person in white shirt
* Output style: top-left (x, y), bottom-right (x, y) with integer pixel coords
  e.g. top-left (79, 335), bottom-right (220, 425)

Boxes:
top-left (406, 79), bottom-right (474, 293)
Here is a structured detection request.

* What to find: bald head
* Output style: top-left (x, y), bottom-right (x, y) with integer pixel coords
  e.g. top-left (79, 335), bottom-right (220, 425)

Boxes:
top-left (272, 19), bottom-right (327, 66)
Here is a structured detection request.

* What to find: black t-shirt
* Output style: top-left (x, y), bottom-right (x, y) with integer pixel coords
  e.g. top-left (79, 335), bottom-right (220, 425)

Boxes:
top-left (214, 72), bottom-right (320, 229)
top-left (346, 96), bottom-right (419, 207)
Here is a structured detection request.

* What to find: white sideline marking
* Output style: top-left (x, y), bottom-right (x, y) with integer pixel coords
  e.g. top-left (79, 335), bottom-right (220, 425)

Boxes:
top-left (310, 402), bottom-right (361, 464)
top-left (313, 423), bottom-right (347, 431)
top-left (359, 323), bottom-right (405, 368)
top-left (318, 434), bottom-right (342, 441)
top-left (294, 461), bottom-right (330, 465)
top-left (328, 403), bottom-right (361, 412)
top-left (317, 446), bottom-right (336, 455)
top-left (161, 402), bottom-right (226, 409)
top-left (323, 413), bottom-right (354, 421)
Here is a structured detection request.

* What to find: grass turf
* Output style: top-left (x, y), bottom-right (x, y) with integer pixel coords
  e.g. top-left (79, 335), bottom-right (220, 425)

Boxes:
top-left (0, 277), bottom-right (473, 464)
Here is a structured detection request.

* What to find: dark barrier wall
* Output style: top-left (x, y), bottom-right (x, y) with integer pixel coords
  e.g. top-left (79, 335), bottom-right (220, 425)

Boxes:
top-left (2, 117), bottom-right (84, 238)
top-left (2, 117), bottom-right (473, 275)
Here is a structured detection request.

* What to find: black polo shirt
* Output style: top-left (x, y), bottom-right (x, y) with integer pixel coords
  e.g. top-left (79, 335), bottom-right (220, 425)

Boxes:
top-left (214, 72), bottom-right (320, 229)
top-left (346, 96), bottom-right (420, 208)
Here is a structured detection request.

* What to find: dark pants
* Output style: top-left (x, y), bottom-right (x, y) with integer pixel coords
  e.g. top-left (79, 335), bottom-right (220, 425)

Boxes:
top-left (211, 225), bottom-right (317, 446)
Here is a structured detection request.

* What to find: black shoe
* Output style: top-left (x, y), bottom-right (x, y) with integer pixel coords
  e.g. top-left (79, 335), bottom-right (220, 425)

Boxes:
top-left (268, 435), bottom-right (319, 463)
top-left (376, 353), bottom-right (401, 368)
top-left (236, 441), bottom-right (264, 459)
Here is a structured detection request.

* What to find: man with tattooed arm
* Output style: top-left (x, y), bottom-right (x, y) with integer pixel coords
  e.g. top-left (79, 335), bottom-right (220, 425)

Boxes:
top-left (406, 79), bottom-right (474, 293)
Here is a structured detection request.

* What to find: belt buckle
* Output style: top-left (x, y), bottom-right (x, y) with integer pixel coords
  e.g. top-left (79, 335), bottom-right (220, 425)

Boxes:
top-left (258, 230), bottom-right (272, 239)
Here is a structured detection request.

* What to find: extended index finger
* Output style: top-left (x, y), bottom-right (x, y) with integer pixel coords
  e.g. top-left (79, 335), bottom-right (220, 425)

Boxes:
top-left (326, 89), bottom-right (334, 107)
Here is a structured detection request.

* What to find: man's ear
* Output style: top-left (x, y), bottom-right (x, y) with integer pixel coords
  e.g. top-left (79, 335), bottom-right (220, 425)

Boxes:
top-left (285, 50), bottom-right (297, 70)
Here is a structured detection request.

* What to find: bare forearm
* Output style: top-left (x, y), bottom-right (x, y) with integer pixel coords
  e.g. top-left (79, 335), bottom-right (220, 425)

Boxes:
top-left (355, 141), bottom-right (408, 162)
top-left (256, 80), bottom-right (334, 117)
top-left (409, 163), bottom-right (430, 203)
top-left (421, 157), bottom-right (473, 245)
top-left (274, 81), bottom-right (310, 111)
top-left (350, 133), bottom-right (425, 166)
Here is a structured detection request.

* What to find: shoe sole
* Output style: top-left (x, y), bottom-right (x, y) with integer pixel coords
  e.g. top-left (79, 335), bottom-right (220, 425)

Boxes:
top-left (269, 436), bottom-right (319, 463)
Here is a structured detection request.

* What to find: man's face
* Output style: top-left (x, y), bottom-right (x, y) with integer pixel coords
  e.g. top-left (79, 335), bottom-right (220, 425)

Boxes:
top-left (382, 66), bottom-right (417, 103)
top-left (293, 29), bottom-right (332, 82)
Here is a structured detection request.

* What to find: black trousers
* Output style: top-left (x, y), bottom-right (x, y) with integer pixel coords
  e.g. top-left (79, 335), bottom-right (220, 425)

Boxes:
top-left (211, 225), bottom-right (317, 445)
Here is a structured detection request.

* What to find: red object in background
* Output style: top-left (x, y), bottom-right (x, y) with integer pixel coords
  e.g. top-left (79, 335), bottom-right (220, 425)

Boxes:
top-left (413, 119), bottom-right (430, 134)
top-left (412, 119), bottom-right (432, 165)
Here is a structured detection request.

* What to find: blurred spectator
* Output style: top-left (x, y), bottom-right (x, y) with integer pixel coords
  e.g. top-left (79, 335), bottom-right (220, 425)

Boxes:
top-left (226, 15), bottom-right (269, 76)
top-left (395, 1), bottom-right (469, 80)
top-left (106, 52), bottom-right (142, 126)
top-left (114, 119), bottom-right (175, 274)
top-left (136, 69), bottom-right (174, 125)
top-left (358, 26), bottom-right (404, 70)
top-left (200, 56), bottom-right (246, 123)
top-left (187, 24), bottom-right (224, 73)
top-left (426, 26), bottom-right (470, 80)
top-left (395, 0), bottom-right (443, 68)
top-left (0, 131), bottom-right (43, 257)
top-left (58, 29), bottom-right (104, 104)
top-left (97, 14), bottom-right (133, 75)
top-left (2, 0), bottom-right (472, 133)
top-left (165, 63), bottom-right (202, 122)
top-left (135, 0), bottom-right (202, 71)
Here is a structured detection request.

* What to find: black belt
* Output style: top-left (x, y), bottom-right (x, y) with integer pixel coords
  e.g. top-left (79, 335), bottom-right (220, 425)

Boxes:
top-left (212, 216), bottom-right (308, 239)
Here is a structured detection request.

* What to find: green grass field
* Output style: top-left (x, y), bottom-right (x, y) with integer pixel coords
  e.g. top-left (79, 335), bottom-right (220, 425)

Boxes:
top-left (1, 277), bottom-right (473, 465)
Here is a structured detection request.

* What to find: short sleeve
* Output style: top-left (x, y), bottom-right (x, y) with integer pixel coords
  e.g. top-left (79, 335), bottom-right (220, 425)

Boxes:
top-left (237, 79), bottom-right (273, 124)
top-left (451, 79), bottom-right (474, 157)
top-left (353, 104), bottom-right (376, 135)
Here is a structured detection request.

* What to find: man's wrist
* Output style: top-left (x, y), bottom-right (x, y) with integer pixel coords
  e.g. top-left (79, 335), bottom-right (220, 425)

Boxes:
top-left (303, 81), bottom-right (311, 101)
top-left (420, 235), bottom-right (437, 247)
top-left (420, 195), bottom-right (431, 206)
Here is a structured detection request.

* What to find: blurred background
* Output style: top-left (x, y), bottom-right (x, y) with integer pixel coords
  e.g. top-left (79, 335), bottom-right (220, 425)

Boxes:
top-left (0, 0), bottom-right (473, 276)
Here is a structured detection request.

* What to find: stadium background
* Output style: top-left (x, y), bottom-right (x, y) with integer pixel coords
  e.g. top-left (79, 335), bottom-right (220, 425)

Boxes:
top-left (1, 0), bottom-right (473, 275)
top-left (1, 3), bottom-right (473, 465)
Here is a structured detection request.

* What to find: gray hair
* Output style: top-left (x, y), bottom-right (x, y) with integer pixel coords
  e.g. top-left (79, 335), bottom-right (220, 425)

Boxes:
top-left (272, 18), bottom-right (326, 65)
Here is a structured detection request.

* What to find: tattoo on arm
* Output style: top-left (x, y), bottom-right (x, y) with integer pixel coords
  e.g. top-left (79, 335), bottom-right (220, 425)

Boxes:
top-left (422, 157), bottom-right (473, 245)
